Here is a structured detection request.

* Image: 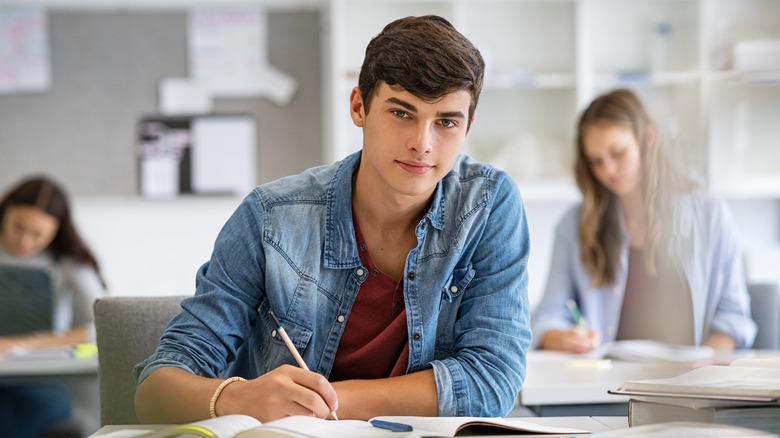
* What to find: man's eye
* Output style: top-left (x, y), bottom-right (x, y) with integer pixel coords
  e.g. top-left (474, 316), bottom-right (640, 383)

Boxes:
top-left (391, 110), bottom-right (409, 119)
top-left (439, 119), bottom-right (457, 128)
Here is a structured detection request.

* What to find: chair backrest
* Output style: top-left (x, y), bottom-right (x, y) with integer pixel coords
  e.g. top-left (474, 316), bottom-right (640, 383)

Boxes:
top-left (94, 295), bottom-right (187, 426)
top-left (747, 282), bottom-right (780, 349)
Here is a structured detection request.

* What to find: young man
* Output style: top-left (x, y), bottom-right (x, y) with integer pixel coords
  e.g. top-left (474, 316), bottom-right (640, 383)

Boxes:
top-left (134, 15), bottom-right (531, 423)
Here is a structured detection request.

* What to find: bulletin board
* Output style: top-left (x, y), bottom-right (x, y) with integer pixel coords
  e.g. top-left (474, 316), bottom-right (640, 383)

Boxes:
top-left (0, 8), bottom-right (323, 196)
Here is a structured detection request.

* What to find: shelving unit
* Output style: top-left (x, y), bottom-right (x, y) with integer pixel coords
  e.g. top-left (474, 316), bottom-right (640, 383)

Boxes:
top-left (325, 0), bottom-right (780, 202)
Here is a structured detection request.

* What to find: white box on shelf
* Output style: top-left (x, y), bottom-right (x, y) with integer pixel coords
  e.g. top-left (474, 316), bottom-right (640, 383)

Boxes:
top-left (733, 39), bottom-right (780, 71)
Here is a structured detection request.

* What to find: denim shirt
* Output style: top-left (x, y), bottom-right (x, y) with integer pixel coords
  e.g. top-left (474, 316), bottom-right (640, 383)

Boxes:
top-left (135, 151), bottom-right (532, 417)
top-left (531, 189), bottom-right (756, 349)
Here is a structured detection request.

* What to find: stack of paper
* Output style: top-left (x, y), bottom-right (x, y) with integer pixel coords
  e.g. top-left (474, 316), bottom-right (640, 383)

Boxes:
top-left (610, 358), bottom-right (780, 434)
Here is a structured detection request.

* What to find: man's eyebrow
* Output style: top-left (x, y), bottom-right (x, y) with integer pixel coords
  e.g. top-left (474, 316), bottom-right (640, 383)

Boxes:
top-left (385, 97), bottom-right (466, 119)
top-left (386, 97), bottom-right (417, 112)
top-left (437, 110), bottom-right (466, 120)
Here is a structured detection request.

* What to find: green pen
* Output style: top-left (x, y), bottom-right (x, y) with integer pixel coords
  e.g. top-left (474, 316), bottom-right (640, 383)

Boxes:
top-left (566, 299), bottom-right (590, 331)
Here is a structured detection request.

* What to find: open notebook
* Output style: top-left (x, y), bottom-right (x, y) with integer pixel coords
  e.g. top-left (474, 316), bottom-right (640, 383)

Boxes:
top-left (117, 415), bottom-right (590, 438)
top-left (0, 265), bottom-right (53, 336)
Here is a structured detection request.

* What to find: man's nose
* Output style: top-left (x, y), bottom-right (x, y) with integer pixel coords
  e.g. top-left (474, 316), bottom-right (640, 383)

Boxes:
top-left (409, 123), bottom-right (433, 154)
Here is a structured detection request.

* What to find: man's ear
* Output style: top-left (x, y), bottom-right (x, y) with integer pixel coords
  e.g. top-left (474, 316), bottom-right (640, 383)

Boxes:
top-left (349, 87), bottom-right (365, 128)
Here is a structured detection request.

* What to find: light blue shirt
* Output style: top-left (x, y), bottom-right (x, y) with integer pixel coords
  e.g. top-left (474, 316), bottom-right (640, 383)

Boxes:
top-left (135, 151), bottom-right (532, 417)
top-left (532, 190), bottom-right (756, 349)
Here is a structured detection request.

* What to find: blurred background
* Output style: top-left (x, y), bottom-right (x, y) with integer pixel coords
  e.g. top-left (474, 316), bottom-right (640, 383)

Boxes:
top-left (1, 0), bottom-right (778, 310)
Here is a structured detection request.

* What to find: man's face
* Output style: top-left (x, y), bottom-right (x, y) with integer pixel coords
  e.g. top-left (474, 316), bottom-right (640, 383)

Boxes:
top-left (350, 82), bottom-right (472, 203)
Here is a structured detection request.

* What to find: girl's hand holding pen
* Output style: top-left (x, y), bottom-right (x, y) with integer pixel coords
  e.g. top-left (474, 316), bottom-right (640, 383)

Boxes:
top-left (540, 300), bottom-right (602, 353)
top-left (540, 327), bottom-right (602, 353)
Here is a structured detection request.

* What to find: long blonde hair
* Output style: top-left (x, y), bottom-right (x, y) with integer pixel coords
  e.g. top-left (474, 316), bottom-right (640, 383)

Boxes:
top-left (575, 89), bottom-right (696, 286)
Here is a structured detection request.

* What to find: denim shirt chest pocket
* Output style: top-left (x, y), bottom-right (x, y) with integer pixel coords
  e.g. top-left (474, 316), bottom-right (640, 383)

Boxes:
top-left (261, 310), bottom-right (314, 371)
top-left (434, 264), bottom-right (475, 359)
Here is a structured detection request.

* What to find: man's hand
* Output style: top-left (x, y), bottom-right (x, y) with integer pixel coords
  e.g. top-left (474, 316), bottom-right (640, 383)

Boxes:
top-left (217, 365), bottom-right (339, 422)
top-left (135, 365), bottom-right (338, 424)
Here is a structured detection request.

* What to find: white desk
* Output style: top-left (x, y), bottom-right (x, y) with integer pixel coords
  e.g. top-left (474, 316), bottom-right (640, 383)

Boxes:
top-left (88, 416), bottom-right (627, 437)
top-left (518, 349), bottom-right (780, 416)
top-left (520, 351), bottom-right (690, 407)
top-left (0, 355), bottom-right (98, 378)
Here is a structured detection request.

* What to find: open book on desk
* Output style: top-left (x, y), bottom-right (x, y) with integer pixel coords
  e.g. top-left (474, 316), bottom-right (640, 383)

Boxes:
top-left (591, 340), bottom-right (714, 362)
top-left (1, 343), bottom-right (98, 361)
top-left (127, 414), bottom-right (589, 438)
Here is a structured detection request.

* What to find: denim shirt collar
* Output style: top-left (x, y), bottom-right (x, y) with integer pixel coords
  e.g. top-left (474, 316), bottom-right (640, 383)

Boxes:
top-left (323, 151), bottom-right (449, 269)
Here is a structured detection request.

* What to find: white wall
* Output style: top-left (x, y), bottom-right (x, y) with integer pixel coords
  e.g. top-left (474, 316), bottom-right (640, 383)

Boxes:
top-left (71, 195), bottom-right (780, 305)
top-left (73, 196), bottom-right (241, 297)
top-left (728, 199), bottom-right (780, 286)
top-left (72, 195), bottom-right (573, 303)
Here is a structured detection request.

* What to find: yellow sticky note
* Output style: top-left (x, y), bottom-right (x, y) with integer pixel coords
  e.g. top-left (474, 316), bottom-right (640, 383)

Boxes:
top-left (73, 343), bottom-right (98, 360)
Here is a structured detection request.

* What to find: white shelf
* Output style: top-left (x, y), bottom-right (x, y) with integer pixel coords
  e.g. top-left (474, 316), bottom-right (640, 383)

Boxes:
top-left (595, 71), bottom-right (701, 88)
top-left (706, 70), bottom-right (780, 85)
top-left (486, 73), bottom-right (576, 90)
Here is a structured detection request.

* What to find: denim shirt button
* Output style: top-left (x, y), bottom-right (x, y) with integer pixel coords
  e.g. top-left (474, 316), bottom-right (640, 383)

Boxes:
top-left (356, 268), bottom-right (365, 276)
top-left (413, 333), bottom-right (421, 341)
top-left (271, 330), bottom-right (277, 338)
top-left (337, 315), bottom-right (345, 323)
top-left (407, 272), bottom-right (415, 279)
top-left (450, 286), bottom-right (459, 293)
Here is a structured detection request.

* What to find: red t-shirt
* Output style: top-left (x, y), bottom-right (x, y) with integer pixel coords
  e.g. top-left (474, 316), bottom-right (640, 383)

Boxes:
top-left (328, 217), bottom-right (410, 381)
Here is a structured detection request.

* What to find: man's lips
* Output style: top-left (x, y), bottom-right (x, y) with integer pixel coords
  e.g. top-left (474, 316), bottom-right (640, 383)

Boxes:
top-left (397, 160), bottom-right (433, 175)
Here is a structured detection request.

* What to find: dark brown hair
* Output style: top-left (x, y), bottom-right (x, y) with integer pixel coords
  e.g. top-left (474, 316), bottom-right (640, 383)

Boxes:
top-left (0, 176), bottom-right (104, 283)
top-left (358, 15), bottom-right (484, 130)
top-left (575, 89), bottom-right (697, 286)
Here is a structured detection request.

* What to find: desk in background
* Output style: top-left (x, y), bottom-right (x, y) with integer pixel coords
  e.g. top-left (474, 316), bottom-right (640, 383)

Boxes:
top-left (0, 355), bottom-right (98, 377)
top-left (518, 349), bottom-right (780, 417)
top-left (519, 350), bottom-right (691, 416)
top-left (0, 349), bottom-right (100, 435)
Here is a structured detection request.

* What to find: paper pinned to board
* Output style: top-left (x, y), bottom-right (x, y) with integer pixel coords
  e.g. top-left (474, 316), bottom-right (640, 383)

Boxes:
top-left (186, 8), bottom-right (297, 105)
top-left (190, 116), bottom-right (256, 196)
top-left (0, 5), bottom-right (51, 94)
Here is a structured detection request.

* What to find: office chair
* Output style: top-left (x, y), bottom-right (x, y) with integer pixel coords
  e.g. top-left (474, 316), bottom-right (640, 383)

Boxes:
top-left (748, 282), bottom-right (780, 349)
top-left (93, 295), bottom-right (187, 426)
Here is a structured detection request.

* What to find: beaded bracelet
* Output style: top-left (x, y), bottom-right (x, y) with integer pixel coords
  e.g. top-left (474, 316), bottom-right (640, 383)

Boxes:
top-left (209, 376), bottom-right (246, 418)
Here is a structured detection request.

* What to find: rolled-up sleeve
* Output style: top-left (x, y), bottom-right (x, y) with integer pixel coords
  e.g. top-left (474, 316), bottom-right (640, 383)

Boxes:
top-left (433, 175), bottom-right (532, 417)
top-left (134, 193), bottom-right (267, 386)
